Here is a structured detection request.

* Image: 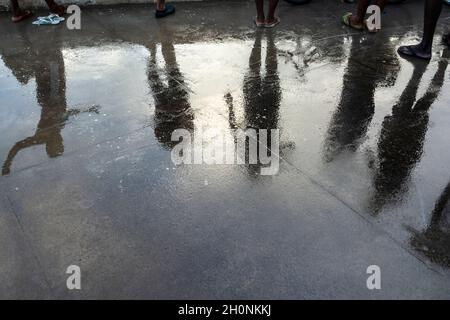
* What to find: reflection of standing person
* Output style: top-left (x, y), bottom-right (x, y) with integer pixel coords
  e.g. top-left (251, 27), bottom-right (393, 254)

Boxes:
top-left (409, 180), bottom-right (450, 268)
top-left (2, 49), bottom-right (67, 176)
top-left (243, 31), bottom-right (281, 132)
top-left (1, 28), bottom-right (98, 176)
top-left (9, 0), bottom-right (65, 23)
top-left (372, 56), bottom-right (448, 212)
top-left (146, 33), bottom-right (193, 150)
top-left (225, 30), bottom-right (281, 176)
top-left (323, 34), bottom-right (399, 162)
top-left (398, 0), bottom-right (448, 60)
top-left (225, 30), bottom-right (281, 133)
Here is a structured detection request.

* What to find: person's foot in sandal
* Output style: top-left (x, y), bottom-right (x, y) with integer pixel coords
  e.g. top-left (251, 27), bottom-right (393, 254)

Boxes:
top-left (342, 12), bottom-right (364, 31)
top-left (155, 0), bottom-right (175, 19)
top-left (265, 16), bottom-right (280, 28)
top-left (11, 9), bottom-right (33, 23)
top-left (398, 44), bottom-right (432, 60)
top-left (254, 16), bottom-right (265, 28)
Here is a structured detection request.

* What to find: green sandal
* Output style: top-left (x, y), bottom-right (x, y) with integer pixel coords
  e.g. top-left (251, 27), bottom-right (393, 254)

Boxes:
top-left (342, 13), bottom-right (364, 31)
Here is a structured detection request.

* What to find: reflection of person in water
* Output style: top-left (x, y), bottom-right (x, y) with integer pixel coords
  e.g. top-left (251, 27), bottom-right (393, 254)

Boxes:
top-left (409, 180), bottom-right (450, 268)
top-left (242, 30), bottom-right (281, 132)
top-left (225, 30), bottom-right (281, 176)
top-left (1, 28), bottom-right (98, 176)
top-left (323, 34), bottom-right (399, 162)
top-left (372, 55), bottom-right (448, 212)
top-left (146, 34), bottom-right (193, 150)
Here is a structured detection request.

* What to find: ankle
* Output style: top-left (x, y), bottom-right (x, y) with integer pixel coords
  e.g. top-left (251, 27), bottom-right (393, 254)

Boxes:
top-left (350, 15), bottom-right (363, 25)
top-left (419, 41), bottom-right (432, 54)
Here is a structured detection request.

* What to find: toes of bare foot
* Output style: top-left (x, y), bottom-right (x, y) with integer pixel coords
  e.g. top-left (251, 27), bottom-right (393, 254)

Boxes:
top-left (11, 10), bottom-right (33, 23)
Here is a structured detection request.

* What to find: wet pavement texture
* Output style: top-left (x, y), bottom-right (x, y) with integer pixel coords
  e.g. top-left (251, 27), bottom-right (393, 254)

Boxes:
top-left (1, 0), bottom-right (450, 299)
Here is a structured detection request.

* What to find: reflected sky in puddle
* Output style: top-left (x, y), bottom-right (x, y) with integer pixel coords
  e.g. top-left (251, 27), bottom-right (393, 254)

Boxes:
top-left (1, 26), bottom-right (450, 271)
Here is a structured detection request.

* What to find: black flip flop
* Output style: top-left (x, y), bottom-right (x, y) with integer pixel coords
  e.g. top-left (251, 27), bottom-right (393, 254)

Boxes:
top-left (397, 45), bottom-right (432, 60)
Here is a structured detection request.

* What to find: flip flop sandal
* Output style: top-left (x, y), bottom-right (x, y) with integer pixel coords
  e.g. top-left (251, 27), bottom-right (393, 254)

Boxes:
top-left (397, 45), bottom-right (432, 60)
top-left (155, 4), bottom-right (175, 18)
top-left (253, 17), bottom-right (265, 28)
top-left (32, 14), bottom-right (64, 25)
top-left (33, 14), bottom-right (65, 25)
top-left (265, 17), bottom-right (280, 28)
top-left (342, 12), bottom-right (363, 31)
top-left (32, 17), bottom-right (52, 25)
top-left (11, 10), bottom-right (33, 23)
top-left (48, 14), bottom-right (65, 21)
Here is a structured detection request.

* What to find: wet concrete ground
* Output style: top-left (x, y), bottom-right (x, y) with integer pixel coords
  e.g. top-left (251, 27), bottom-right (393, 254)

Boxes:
top-left (1, 0), bottom-right (450, 299)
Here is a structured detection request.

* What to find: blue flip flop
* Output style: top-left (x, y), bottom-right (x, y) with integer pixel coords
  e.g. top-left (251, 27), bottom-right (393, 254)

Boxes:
top-left (32, 14), bottom-right (65, 25)
top-left (155, 4), bottom-right (175, 19)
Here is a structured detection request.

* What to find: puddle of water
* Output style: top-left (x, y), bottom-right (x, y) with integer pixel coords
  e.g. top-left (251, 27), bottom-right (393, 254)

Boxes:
top-left (1, 27), bottom-right (450, 270)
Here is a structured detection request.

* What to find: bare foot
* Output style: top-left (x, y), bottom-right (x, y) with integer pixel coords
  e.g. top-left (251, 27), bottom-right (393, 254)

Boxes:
top-left (349, 15), bottom-right (363, 28)
top-left (11, 10), bottom-right (33, 23)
